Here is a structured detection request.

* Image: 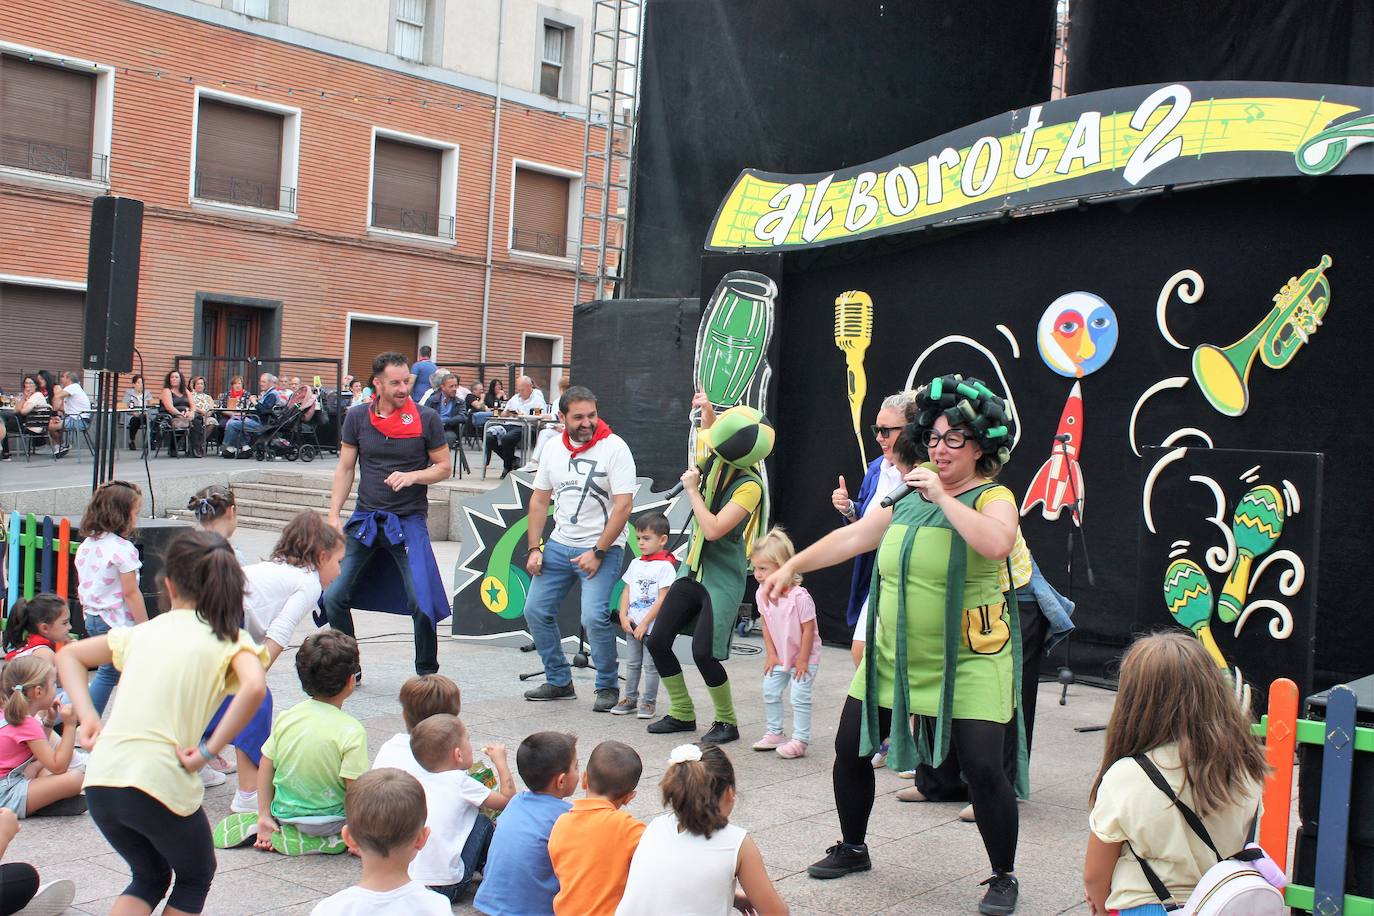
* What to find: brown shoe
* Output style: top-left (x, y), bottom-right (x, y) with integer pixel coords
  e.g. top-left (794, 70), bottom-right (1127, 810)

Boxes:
top-left (895, 786), bottom-right (928, 803)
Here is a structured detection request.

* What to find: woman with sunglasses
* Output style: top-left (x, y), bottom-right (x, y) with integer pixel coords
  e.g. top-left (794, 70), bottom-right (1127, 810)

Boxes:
top-left (760, 375), bottom-right (1023, 916)
top-left (830, 391), bottom-right (917, 669)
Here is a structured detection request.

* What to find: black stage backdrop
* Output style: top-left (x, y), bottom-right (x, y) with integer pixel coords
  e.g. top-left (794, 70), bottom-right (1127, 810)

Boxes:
top-left (1067, 0), bottom-right (1374, 92)
top-left (627, 0), bottom-right (1056, 300)
top-left (759, 176), bottom-right (1372, 687)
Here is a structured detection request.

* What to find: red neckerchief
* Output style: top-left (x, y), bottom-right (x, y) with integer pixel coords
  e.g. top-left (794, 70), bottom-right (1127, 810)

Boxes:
top-left (563, 419), bottom-right (613, 457)
top-left (3, 633), bottom-right (59, 661)
top-left (368, 398), bottom-right (423, 438)
top-left (639, 551), bottom-right (678, 567)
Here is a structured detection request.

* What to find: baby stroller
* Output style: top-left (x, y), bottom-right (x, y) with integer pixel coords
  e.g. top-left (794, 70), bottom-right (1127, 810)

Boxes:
top-left (251, 397), bottom-right (319, 462)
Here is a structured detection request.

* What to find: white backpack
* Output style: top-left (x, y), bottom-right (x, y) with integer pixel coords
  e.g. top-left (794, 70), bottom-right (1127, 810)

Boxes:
top-left (1128, 754), bottom-right (1285, 915)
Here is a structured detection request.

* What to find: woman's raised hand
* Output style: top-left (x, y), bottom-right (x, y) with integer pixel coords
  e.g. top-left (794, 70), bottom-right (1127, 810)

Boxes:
top-left (758, 564), bottom-right (794, 603)
top-left (831, 475), bottom-right (852, 516)
top-left (906, 463), bottom-right (945, 503)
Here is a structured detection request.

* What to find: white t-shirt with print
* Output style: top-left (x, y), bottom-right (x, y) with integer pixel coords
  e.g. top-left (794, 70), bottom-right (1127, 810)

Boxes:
top-left (409, 767), bottom-right (494, 885)
top-left (534, 434), bottom-right (637, 550)
top-left (620, 557), bottom-right (676, 628)
top-left (75, 532), bottom-right (142, 627)
top-left (311, 880), bottom-right (450, 915)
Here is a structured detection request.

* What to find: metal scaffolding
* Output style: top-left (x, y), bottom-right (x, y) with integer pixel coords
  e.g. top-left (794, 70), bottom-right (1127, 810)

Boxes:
top-left (573, 0), bottom-right (640, 307)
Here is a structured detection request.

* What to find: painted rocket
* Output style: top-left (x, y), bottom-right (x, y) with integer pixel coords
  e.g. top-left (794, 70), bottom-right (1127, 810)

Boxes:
top-left (1019, 381), bottom-right (1085, 524)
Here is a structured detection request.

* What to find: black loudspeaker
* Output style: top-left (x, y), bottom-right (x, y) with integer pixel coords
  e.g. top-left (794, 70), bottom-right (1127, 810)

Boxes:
top-left (1297, 674), bottom-right (1374, 845)
top-left (83, 195), bottom-right (144, 374)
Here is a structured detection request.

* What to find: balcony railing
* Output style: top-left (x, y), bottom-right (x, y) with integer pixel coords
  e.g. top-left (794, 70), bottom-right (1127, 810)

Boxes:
top-left (0, 137), bottom-right (108, 182)
top-left (512, 228), bottom-right (569, 257)
top-left (194, 171), bottom-right (297, 213)
top-left (370, 202), bottom-right (455, 240)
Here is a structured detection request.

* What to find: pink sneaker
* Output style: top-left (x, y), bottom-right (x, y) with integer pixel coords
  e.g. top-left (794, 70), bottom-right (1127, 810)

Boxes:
top-left (776, 739), bottom-right (808, 759)
top-left (752, 732), bottom-right (786, 751)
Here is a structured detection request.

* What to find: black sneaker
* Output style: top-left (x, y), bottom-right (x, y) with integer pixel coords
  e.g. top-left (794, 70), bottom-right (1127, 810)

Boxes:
top-left (978, 873), bottom-right (1019, 915)
top-left (807, 841), bottom-right (871, 879)
top-left (646, 715), bottom-right (696, 734)
top-left (54, 445), bottom-right (71, 459)
top-left (354, 668), bottom-right (363, 686)
top-left (700, 721), bottom-right (740, 745)
top-left (525, 682), bottom-right (576, 701)
top-left (592, 687), bottom-right (619, 712)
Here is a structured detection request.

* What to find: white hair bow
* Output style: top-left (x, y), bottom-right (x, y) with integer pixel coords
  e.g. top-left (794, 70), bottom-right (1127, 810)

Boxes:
top-left (668, 744), bottom-right (702, 765)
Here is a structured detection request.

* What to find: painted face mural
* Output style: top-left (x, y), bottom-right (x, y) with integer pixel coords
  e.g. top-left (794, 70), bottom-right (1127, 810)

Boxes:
top-left (1037, 292), bottom-right (1119, 378)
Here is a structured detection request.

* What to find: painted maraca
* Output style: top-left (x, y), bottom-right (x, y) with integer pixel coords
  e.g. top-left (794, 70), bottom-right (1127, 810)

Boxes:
top-left (1217, 485), bottom-right (1285, 623)
top-left (1163, 557), bottom-right (1226, 668)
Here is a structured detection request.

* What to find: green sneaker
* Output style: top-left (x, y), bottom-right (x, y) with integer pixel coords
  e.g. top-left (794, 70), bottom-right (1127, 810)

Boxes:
top-left (271, 823), bottom-right (348, 856)
top-left (212, 812), bottom-right (259, 849)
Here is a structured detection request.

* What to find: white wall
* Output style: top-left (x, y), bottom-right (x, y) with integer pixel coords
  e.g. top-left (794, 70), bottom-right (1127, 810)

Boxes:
top-left (288, 0), bottom-right (391, 54)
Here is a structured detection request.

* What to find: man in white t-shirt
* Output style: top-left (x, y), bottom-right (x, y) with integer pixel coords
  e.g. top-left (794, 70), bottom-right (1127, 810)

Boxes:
top-left (485, 374), bottom-right (548, 477)
top-left (521, 386), bottom-right (636, 711)
top-left (53, 370), bottom-right (91, 458)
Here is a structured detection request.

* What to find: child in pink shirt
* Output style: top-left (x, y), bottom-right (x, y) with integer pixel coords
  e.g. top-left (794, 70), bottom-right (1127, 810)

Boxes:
top-left (749, 528), bottom-right (820, 759)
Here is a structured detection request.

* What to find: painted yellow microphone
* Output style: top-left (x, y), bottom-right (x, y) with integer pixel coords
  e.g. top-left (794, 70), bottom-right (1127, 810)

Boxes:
top-left (834, 290), bottom-right (874, 467)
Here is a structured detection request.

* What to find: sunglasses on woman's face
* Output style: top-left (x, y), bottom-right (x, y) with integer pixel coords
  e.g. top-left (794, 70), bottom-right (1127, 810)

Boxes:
top-left (870, 425), bottom-right (902, 439)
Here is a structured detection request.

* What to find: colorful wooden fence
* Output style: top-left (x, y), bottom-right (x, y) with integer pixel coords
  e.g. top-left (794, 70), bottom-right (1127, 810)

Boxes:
top-left (2, 511), bottom-right (80, 615)
top-left (1256, 677), bottom-right (1374, 915)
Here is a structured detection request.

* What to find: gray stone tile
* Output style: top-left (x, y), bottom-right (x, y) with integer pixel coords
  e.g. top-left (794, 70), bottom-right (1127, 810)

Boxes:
top-left (773, 861), bottom-right (938, 915)
top-left (23, 858), bottom-right (130, 905)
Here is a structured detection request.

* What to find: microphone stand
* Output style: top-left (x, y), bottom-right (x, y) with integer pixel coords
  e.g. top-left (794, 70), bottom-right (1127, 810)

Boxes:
top-left (1052, 435), bottom-right (1095, 716)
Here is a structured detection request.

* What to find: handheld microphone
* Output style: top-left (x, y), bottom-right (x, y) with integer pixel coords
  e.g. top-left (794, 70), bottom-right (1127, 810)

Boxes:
top-left (879, 462), bottom-right (939, 508)
top-left (665, 481), bottom-right (685, 500)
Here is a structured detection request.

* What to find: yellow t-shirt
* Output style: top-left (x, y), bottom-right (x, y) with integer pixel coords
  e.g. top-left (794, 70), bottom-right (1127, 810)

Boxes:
top-left (971, 487), bottom-right (1031, 593)
top-left (1088, 742), bottom-right (1262, 911)
top-left (83, 609), bottom-right (268, 816)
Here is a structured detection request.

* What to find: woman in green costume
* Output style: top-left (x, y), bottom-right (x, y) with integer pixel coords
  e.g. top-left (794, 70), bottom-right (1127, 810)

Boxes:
top-left (645, 393), bottom-right (772, 746)
top-left (760, 374), bottom-right (1024, 916)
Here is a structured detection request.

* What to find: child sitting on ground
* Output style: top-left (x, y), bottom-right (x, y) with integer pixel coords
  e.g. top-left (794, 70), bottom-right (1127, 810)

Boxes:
top-left (408, 714), bottom-right (515, 901)
top-left (1084, 632), bottom-right (1270, 916)
top-left (372, 674), bottom-right (504, 804)
top-left (2, 594), bottom-right (72, 662)
top-left (216, 631), bottom-right (366, 855)
top-left (74, 479), bottom-right (147, 716)
top-left (610, 514), bottom-right (675, 719)
top-left (0, 656), bottom-right (84, 817)
top-left (310, 768), bottom-right (450, 915)
top-left (548, 740), bottom-right (645, 915)
top-left (473, 732), bottom-right (579, 916)
top-left (750, 527), bottom-right (819, 759)
top-left (618, 744), bottom-right (787, 915)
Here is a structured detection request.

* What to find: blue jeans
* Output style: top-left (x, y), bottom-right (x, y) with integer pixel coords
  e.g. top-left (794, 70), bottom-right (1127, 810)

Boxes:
top-left (222, 415), bottom-right (262, 447)
top-left (428, 813), bottom-right (495, 901)
top-left (323, 531), bottom-right (439, 674)
top-left (762, 664), bottom-right (815, 744)
top-left (84, 613), bottom-right (122, 716)
top-left (622, 631), bottom-right (658, 703)
top-left (523, 539), bottom-right (622, 690)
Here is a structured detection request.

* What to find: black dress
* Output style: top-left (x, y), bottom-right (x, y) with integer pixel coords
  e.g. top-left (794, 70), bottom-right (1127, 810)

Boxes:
top-left (162, 391), bottom-right (205, 457)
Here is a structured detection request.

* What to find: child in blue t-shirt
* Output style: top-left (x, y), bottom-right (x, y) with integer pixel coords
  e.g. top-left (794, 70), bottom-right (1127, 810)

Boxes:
top-left (473, 732), bottom-right (579, 916)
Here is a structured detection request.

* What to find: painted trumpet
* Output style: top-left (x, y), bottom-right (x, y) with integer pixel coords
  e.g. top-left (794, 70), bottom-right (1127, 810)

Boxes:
top-left (1217, 484), bottom-right (1285, 624)
top-left (834, 290), bottom-right (874, 467)
top-left (1192, 254), bottom-right (1332, 417)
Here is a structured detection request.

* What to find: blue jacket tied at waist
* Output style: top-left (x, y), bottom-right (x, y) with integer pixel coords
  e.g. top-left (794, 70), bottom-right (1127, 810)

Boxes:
top-left (344, 509), bottom-right (451, 626)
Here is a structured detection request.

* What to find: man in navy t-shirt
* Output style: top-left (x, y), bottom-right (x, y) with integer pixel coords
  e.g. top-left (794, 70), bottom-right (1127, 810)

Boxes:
top-left (409, 345), bottom-right (438, 406)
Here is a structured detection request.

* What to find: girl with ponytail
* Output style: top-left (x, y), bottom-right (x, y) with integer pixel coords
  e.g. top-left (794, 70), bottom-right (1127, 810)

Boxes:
top-left (188, 485), bottom-right (244, 563)
top-left (617, 744), bottom-right (786, 915)
top-left (3, 593), bottom-right (72, 662)
top-left (58, 529), bottom-right (268, 915)
top-left (0, 655), bottom-right (84, 817)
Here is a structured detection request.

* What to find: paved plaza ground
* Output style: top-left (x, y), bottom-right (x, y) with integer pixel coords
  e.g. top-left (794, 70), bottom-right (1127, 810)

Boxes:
top-left (5, 525), bottom-right (1115, 915)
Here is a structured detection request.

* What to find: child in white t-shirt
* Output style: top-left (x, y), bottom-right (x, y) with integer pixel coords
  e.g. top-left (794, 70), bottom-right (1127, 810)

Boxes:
top-left (610, 514), bottom-right (677, 719)
top-left (312, 768), bottom-right (450, 916)
top-left (74, 481), bottom-right (147, 716)
top-left (406, 714), bottom-right (515, 902)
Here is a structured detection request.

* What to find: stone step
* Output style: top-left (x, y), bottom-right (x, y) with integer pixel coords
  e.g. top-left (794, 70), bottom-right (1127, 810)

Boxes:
top-left (231, 481), bottom-right (356, 509)
top-left (167, 509), bottom-right (291, 533)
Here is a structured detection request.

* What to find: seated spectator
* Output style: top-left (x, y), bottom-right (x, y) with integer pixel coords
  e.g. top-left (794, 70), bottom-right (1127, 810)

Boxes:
top-left (122, 374), bottom-right (150, 450)
top-left (429, 373), bottom-right (466, 450)
top-left (222, 372), bottom-right (284, 458)
top-left (217, 631), bottom-right (366, 855)
top-left (14, 375), bottom-right (50, 453)
top-left (158, 369), bottom-right (204, 458)
top-left (465, 383), bottom-right (488, 438)
top-left (548, 740), bottom-right (645, 916)
top-left (190, 376), bottom-right (220, 448)
top-left (311, 769), bottom-right (450, 916)
top-left (51, 370), bottom-right (90, 459)
top-left (225, 374), bottom-right (247, 406)
top-left (408, 715), bottom-right (514, 902)
top-left (417, 370), bottom-right (444, 408)
top-left (454, 374), bottom-right (471, 402)
top-left (348, 379), bottom-right (370, 407)
top-left (484, 375), bottom-right (548, 476)
top-left (472, 731), bottom-right (579, 916)
top-left (0, 806), bottom-right (77, 916)
top-left (374, 674), bottom-right (465, 776)
top-left (0, 655), bottom-right (86, 818)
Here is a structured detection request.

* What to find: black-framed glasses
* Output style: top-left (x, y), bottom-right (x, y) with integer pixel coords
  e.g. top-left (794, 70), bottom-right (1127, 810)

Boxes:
top-left (922, 429), bottom-right (969, 449)
top-left (870, 425), bottom-right (902, 438)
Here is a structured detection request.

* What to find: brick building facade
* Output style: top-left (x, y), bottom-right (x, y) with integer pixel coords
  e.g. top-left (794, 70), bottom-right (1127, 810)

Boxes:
top-left (0, 0), bottom-right (618, 397)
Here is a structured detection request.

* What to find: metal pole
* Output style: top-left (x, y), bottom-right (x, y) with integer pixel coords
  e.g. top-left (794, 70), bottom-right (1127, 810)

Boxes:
top-left (479, 0), bottom-right (506, 364)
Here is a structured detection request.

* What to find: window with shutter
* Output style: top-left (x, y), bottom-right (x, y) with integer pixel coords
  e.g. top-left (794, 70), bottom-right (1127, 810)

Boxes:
top-left (194, 98), bottom-right (285, 210)
top-left (540, 25), bottom-right (566, 98)
top-left (0, 284), bottom-right (85, 378)
top-left (393, 0), bottom-right (427, 62)
top-left (512, 167), bottom-right (571, 257)
top-left (0, 55), bottom-right (96, 179)
top-left (231, 0), bottom-right (271, 18)
top-left (372, 138), bottom-right (443, 236)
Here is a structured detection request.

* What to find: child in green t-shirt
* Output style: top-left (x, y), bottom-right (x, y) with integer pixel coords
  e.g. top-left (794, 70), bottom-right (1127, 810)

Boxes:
top-left (255, 631), bottom-right (368, 855)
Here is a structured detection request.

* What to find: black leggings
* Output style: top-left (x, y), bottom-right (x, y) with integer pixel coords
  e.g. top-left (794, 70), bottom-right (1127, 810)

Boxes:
top-left (86, 785), bottom-right (217, 913)
top-left (645, 579), bottom-right (727, 687)
top-left (833, 696), bottom-right (1018, 873)
top-left (0, 863), bottom-right (38, 916)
